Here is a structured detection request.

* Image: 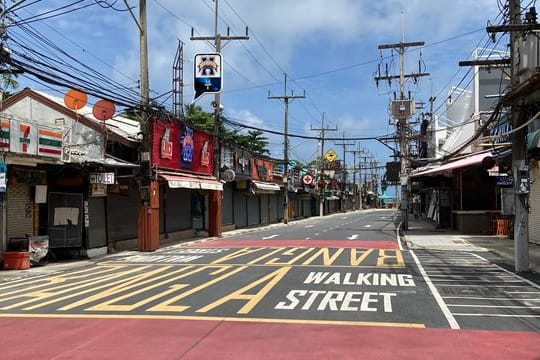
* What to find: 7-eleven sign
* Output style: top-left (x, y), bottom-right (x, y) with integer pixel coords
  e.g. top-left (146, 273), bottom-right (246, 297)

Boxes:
top-left (10, 120), bottom-right (37, 155)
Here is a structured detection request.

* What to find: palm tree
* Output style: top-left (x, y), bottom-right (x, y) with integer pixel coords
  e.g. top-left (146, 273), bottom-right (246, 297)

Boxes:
top-left (1, 71), bottom-right (19, 100)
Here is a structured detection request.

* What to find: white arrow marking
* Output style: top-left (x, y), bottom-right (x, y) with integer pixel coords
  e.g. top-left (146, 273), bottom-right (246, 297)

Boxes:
top-left (262, 234), bottom-right (279, 239)
top-left (364, 225), bottom-right (372, 228)
top-left (347, 234), bottom-right (359, 240)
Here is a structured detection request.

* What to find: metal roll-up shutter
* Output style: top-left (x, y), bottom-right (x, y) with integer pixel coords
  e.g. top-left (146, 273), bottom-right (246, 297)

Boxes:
top-left (303, 199), bottom-right (312, 217)
top-left (247, 195), bottom-right (259, 226)
top-left (529, 161), bottom-right (540, 245)
top-left (233, 191), bottom-right (247, 228)
top-left (164, 188), bottom-right (191, 232)
top-left (7, 183), bottom-right (33, 239)
top-left (260, 194), bottom-right (269, 225)
top-left (107, 180), bottom-right (139, 241)
top-left (269, 194), bottom-right (279, 223)
top-left (87, 197), bottom-right (107, 249)
top-left (222, 182), bottom-right (234, 225)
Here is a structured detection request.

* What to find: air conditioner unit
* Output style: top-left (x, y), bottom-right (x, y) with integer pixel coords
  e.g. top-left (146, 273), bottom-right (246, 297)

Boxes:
top-left (391, 100), bottom-right (415, 117)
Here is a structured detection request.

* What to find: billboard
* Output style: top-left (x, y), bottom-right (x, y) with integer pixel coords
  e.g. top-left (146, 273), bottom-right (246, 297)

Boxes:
top-left (151, 119), bottom-right (214, 175)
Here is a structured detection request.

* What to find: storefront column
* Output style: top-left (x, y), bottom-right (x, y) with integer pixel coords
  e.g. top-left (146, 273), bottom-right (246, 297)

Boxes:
top-left (208, 190), bottom-right (222, 237)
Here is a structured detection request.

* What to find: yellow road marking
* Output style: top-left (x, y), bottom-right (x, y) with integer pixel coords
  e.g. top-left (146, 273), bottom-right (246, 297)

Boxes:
top-left (197, 266), bottom-right (291, 314)
top-left (0, 312), bottom-right (426, 328)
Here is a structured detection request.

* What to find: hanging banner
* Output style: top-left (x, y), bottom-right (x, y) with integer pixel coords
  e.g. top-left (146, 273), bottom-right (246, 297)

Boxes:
top-left (193, 53), bottom-right (223, 101)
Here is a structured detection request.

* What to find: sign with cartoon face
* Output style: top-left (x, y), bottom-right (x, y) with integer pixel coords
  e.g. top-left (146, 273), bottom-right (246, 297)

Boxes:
top-left (194, 53), bottom-right (223, 101)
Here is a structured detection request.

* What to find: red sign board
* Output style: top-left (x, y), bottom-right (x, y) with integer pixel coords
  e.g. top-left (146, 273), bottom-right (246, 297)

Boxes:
top-left (151, 118), bottom-right (213, 175)
top-left (251, 158), bottom-right (273, 182)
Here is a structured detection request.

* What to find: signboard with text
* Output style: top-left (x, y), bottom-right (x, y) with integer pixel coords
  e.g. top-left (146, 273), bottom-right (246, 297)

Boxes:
top-left (151, 118), bottom-right (214, 175)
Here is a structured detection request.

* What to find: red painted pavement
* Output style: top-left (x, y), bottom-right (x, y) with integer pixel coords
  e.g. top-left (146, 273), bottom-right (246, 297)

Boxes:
top-left (187, 239), bottom-right (399, 249)
top-left (0, 317), bottom-right (538, 359)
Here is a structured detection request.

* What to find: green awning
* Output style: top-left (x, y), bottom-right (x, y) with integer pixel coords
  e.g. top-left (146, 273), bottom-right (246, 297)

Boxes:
top-left (527, 129), bottom-right (540, 151)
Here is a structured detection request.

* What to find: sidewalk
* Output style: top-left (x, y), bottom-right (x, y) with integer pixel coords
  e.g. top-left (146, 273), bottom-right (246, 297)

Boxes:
top-left (402, 217), bottom-right (540, 275)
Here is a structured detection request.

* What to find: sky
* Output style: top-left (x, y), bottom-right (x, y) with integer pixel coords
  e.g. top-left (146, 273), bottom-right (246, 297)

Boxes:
top-left (5, 0), bottom-right (508, 191)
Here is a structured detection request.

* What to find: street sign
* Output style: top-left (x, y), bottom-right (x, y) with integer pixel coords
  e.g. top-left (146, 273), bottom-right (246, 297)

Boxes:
top-left (194, 53), bottom-right (223, 101)
top-left (324, 148), bottom-right (338, 162)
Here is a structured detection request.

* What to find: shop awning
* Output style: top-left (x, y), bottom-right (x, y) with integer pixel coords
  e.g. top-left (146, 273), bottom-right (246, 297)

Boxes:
top-left (412, 152), bottom-right (494, 177)
top-left (252, 180), bottom-right (281, 193)
top-left (160, 173), bottom-right (223, 191)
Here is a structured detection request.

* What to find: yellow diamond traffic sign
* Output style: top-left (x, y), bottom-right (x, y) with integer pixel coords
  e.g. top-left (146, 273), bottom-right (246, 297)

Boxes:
top-left (324, 148), bottom-right (338, 162)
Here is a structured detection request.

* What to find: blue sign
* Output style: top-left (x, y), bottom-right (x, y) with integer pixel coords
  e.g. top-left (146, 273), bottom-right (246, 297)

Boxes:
top-left (0, 162), bottom-right (6, 192)
top-left (194, 53), bottom-right (223, 101)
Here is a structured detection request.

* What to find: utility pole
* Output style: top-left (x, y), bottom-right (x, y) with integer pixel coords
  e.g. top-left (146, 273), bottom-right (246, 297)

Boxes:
top-left (335, 132), bottom-right (355, 211)
top-left (359, 152), bottom-right (374, 207)
top-left (268, 73), bottom-right (305, 224)
top-left (484, 0), bottom-right (536, 272)
top-left (311, 113), bottom-right (337, 216)
top-left (191, 0), bottom-right (248, 236)
top-left (346, 146), bottom-right (365, 210)
top-left (509, 0), bottom-right (529, 273)
top-left (136, 0), bottom-right (159, 251)
top-left (375, 36), bottom-right (429, 230)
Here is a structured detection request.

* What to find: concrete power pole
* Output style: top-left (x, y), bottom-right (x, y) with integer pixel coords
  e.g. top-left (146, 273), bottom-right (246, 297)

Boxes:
top-left (311, 113), bottom-right (337, 216)
top-left (191, 0), bottom-right (248, 236)
top-left (335, 132), bottom-right (355, 211)
top-left (508, 0), bottom-right (529, 272)
top-left (268, 73), bottom-right (305, 224)
top-left (346, 146), bottom-right (365, 209)
top-left (375, 39), bottom-right (429, 230)
top-left (484, 0), bottom-right (536, 272)
top-left (137, 0), bottom-right (160, 251)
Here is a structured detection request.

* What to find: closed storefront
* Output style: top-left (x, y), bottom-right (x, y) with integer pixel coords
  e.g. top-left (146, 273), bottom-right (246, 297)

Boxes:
top-left (161, 187), bottom-right (192, 233)
top-left (7, 182), bottom-right (33, 239)
top-left (233, 191), bottom-right (248, 228)
top-left (269, 194), bottom-right (279, 223)
top-left (222, 183), bottom-right (234, 226)
top-left (260, 194), bottom-right (270, 225)
top-left (247, 195), bottom-right (260, 226)
top-left (107, 179), bottom-right (139, 245)
top-left (87, 197), bottom-right (107, 249)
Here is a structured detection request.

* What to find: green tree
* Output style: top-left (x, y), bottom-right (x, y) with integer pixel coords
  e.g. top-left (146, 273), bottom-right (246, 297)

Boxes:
top-left (185, 104), bottom-right (270, 156)
top-left (235, 130), bottom-right (270, 156)
top-left (1, 72), bottom-right (19, 100)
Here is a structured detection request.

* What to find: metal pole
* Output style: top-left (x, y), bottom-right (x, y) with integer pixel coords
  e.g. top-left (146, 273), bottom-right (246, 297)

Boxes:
top-left (283, 75), bottom-right (290, 224)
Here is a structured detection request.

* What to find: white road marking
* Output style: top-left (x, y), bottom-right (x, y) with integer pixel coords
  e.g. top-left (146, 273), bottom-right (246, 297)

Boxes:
top-left (305, 237), bottom-right (311, 240)
top-left (453, 313), bottom-right (540, 318)
top-left (347, 234), bottom-right (359, 240)
top-left (305, 225), bottom-right (314, 228)
top-left (262, 234), bottom-right (279, 239)
top-left (410, 250), bottom-right (460, 329)
top-left (364, 224), bottom-right (372, 228)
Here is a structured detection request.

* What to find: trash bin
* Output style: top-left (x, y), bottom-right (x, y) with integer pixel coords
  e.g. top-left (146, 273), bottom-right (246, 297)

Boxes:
top-left (3, 251), bottom-right (30, 270)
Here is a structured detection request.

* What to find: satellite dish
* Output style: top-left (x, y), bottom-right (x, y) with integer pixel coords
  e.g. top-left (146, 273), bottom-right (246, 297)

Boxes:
top-left (93, 99), bottom-right (115, 121)
top-left (64, 89), bottom-right (87, 110)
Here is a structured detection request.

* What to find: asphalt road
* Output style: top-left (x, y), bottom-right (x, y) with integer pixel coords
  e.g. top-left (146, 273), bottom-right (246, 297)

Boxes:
top-left (0, 209), bottom-right (538, 359)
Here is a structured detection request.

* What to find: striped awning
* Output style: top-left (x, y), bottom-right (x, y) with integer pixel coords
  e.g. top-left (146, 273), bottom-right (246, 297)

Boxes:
top-left (160, 173), bottom-right (223, 191)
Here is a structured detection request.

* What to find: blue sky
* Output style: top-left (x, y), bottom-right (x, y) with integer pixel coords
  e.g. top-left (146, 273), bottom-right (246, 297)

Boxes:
top-left (7, 0), bottom-right (505, 179)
